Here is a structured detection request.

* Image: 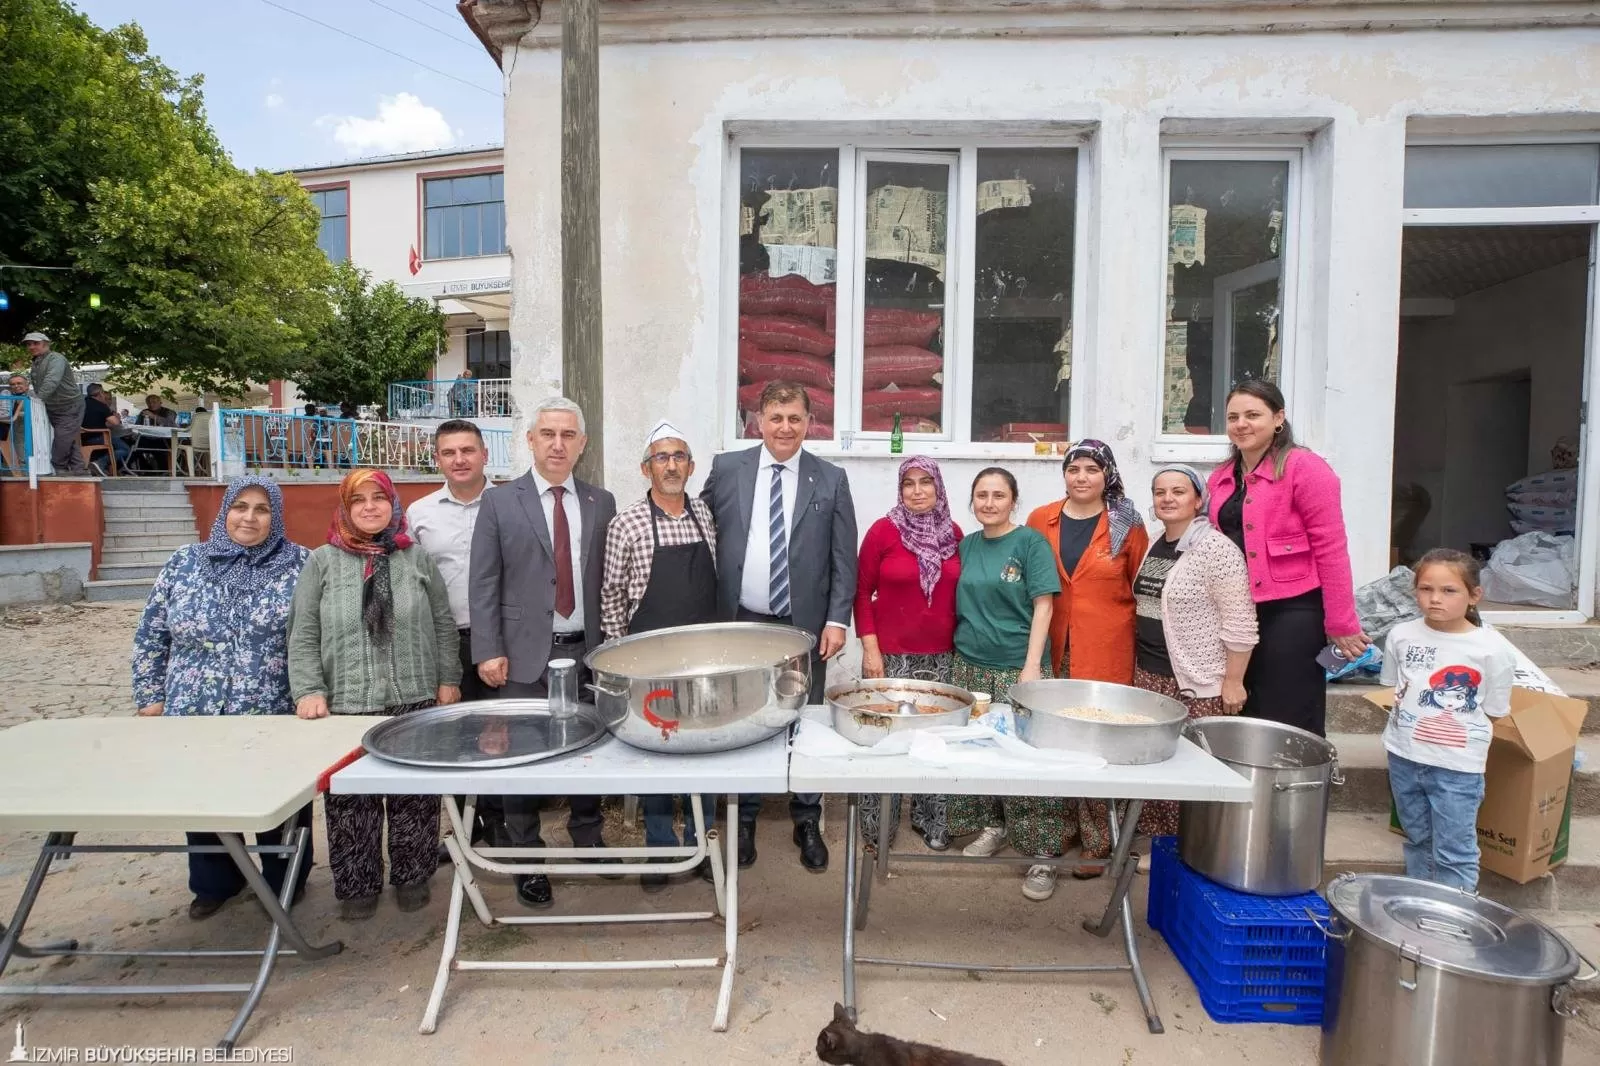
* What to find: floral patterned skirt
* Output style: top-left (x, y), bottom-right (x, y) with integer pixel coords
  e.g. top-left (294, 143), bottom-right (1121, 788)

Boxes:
top-left (858, 652), bottom-right (951, 847)
top-left (943, 653), bottom-right (1068, 858)
top-left (1066, 667), bottom-right (1234, 855)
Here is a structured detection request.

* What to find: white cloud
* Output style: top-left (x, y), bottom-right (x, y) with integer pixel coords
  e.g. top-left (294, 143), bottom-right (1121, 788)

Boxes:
top-left (321, 93), bottom-right (454, 155)
top-left (264, 93), bottom-right (284, 110)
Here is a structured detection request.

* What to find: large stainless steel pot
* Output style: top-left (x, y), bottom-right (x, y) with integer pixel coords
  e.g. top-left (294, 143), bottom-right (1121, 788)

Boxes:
top-left (584, 622), bottom-right (813, 753)
top-left (1008, 679), bottom-right (1187, 764)
top-left (1318, 873), bottom-right (1595, 1066)
top-left (825, 678), bottom-right (973, 746)
top-left (1178, 716), bottom-right (1337, 896)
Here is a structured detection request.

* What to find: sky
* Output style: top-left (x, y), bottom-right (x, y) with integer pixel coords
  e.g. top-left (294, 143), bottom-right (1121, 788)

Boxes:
top-left (71, 0), bottom-right (505, 171)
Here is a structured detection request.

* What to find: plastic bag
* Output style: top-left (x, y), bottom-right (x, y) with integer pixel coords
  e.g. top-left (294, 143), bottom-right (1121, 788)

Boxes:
top-left (1355, 565), bottom-right (1422, 647)
top-left (1480, 532), bottom-right (1578, 609)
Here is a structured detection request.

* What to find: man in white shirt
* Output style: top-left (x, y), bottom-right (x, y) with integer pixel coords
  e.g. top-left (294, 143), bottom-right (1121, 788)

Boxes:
top-left (469, 397), bottom-right (618, 908)
top-left (701, 380), bottom-right (858, 872)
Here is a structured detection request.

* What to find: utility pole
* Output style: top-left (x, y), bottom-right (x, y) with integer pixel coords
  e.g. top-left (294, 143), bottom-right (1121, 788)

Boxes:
top-left (561, 0), bottom-right (604, 485)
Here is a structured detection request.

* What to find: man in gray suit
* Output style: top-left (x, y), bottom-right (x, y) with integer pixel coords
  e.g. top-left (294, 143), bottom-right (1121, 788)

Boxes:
top-left (702, 380), bottom-right (857, 872)
top-left (469, 395), bottom-right (619, 908)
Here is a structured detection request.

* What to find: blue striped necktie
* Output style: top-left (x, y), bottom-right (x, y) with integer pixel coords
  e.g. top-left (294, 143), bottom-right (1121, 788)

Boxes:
top-left (767, 463), bottom-right (791, 617)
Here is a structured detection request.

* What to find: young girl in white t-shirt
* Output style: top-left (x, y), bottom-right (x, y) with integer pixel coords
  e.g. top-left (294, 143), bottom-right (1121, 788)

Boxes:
top-left (1380, 548), bottom-right (1517, 891)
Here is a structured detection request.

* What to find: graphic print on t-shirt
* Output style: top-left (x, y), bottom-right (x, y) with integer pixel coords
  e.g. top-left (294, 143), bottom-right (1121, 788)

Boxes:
top-left (1133, 552), bottom-right (1178, 621)
top-left (1409, 665), bottom-right (1484, 750)
top-left (1000, 559), bottom-right (1023, 583)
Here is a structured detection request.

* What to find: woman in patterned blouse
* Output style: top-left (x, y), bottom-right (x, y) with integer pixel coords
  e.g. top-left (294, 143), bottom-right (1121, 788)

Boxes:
top-left (132, 475), bottom-right (312, 921)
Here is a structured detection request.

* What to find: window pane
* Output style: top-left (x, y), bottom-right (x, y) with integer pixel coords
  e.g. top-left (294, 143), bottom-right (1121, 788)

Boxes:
top-left (458, 204), bottom-right (481, 257)
top-left (317, 216), bottom-right (347, 262)
top-left (484, 201), bottom-right (505, 254)
top-left (736, 149), bottom-right (840, 440)
top-left (972, 148), bottom-right (1076, 443)
top-left (489, 171), bottom-right (504, 201)
top-left (425, 208), bottom-right (443, 259)
top-left (859, 158), bottom-right (951, 436)
top-left (1404, 145), bottom-right (1600, 209)
top-left (462, 174), bottom-right (494, 204)
top-left (441, 205), bottom-right (462, 259)
top-left (1163, 158), bottom-right (1289, 435)
top-left (325, 188), bottom-right (348, 215)
top-left (424, 178), bottom-right (451, 208)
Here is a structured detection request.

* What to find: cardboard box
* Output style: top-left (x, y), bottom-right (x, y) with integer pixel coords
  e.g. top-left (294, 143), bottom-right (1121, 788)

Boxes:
top-left (1371, 685), bottom-right (1588, 883)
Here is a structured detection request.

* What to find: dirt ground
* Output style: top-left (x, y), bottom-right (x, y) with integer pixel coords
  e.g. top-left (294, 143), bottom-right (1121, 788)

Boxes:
top-left (2, 603), bottom-right (1598, 1065)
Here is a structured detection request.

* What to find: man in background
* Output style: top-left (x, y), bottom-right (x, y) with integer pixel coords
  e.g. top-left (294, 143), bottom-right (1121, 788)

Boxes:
top-left (135, 393), bottom-right (176, 427)
top-left (24, 331), bottom-right (85, 475)
top-left (82, 383), bottom-right (132, 470)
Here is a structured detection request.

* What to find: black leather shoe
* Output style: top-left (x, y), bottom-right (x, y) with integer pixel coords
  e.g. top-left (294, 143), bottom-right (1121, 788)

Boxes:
top-left (516, 874), bottom-right (554, 909)
top-left (736, 823), bottom-right (757, 868)
top-left (640, 856), bottom-right (673, 894)
top-left (578, 842), bottom-right (625, 880)
top-left (188, 895), bottom-right (227, 921)
top-left (794, 821), bottom-right (828, 872)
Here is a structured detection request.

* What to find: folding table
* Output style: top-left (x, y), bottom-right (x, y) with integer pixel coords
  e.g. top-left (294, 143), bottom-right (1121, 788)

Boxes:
top-left (788, 708), bottom-right (1252, 1034)
top-left (331, 730), bottom-right (790, 1034)
top-left (0, 716), bottom-right (373, 1051)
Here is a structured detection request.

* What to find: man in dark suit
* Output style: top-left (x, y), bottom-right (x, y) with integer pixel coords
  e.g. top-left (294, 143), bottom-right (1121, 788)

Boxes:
top-left (469, 396), bottom-right (618, 908)
top-left (702, 380), bottom-right (857, 872)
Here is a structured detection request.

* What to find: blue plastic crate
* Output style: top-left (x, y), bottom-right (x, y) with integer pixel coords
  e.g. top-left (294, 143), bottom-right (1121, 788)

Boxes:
top-left (1147, 836), bottom-right (1329, 1026)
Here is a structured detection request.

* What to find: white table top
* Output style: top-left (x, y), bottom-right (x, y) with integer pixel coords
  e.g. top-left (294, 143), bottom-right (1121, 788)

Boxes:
top-left (0, 716), bottom-right (374, 833)
top-left (129, 425), bottom-right (188, 439)
top-left (332, 730), bottom-right (793, 797)
top-left (788, 703), bottom-right (1251, 801)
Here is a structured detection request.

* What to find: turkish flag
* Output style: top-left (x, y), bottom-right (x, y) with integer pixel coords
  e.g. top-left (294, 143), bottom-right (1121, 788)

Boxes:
top-left (408, 245), bottom-right (421, 276)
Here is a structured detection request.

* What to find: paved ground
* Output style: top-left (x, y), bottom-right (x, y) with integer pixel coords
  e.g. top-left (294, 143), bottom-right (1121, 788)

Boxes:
top-left (1, 603), bottom-right (1597, 1065)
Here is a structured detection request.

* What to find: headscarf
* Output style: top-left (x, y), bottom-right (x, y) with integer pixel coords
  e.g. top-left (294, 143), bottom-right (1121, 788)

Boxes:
top-left (205, 475), bottom-right (301, 593)
top-left (886, 455), bottom-right (958, 604)
top-left (1062, 438), bottom-right (1142, 558)
top-left (1152, 463), bottom-right (1208, 507)
top-left (328, 469), bottom-right (414, 640)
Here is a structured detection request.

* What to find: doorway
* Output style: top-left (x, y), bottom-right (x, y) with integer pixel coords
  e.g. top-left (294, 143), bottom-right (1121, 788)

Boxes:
top-left (1392, 224), bottom-right (1592, 612)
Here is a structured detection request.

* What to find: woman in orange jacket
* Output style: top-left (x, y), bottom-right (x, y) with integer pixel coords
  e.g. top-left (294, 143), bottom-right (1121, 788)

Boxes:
top-left (1025, 439), bottom-right (1147, 876)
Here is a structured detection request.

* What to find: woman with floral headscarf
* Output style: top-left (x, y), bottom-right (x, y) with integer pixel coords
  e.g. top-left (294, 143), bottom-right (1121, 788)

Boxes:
top-left (1022, 439), bottom-right (1149, 885)
top-left (287, 469), bottom-right (460, 920)
top-left (133, 475), bottom-right (313, 920)
top-left (852, 455), bottom-right (962, 850)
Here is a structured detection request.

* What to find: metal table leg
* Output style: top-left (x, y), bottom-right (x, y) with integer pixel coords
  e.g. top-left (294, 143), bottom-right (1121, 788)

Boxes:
top-left (1081, 800), bottom-right (1163, 1034)
top-left (217, 824), bottom-right (315, 1052)
top-left (0, 833), bottom-right (79, 974)
top-left (712, 793), bottom-right (738, 1033)
top-left (218, 831), bottom-right (343, 961)
top-left (841, 795), bottom-right (859, 1022)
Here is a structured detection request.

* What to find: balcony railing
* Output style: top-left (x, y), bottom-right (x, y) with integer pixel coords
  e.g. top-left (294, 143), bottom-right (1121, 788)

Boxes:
top-left (215, 410), bottom-right (513, 479)
top-left (388, 379), bottom-right (516, 421)
top-left (1, 394), bottom-right (45, 487)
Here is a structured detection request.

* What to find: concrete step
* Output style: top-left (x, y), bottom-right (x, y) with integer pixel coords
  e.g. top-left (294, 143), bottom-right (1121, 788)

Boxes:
top-left (1324, 810), bottom-right (1600, 912)
top-left (99, 546), bottom-right (185, 566)
top-left (101, 533), bottom-right (195, 552)
top-left (94, 562), bottom-right (164, 581)
top-left (101, 478), bottom-right (186, 493)
top-left (1498, 623), bottom-right (1600, 670)
top-left (101, 495), bottom-right (195, 514)
top-left (1328, 732), bottom-right (1600, 816)
top-left (1329, 667), bottom-right (1600, 735)
top-left (85, 578), bottom-right (154, 602)
top-left (102, 517), bottom-right (198, 536)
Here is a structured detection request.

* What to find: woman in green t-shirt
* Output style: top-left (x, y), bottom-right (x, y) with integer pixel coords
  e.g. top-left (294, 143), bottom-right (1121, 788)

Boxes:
top-left (946, 467), bottom-right (1067, 902)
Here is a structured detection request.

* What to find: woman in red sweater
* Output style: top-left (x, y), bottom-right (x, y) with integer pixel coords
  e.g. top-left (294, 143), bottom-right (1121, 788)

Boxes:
top-left (854, 455), bottom-right (962, 850)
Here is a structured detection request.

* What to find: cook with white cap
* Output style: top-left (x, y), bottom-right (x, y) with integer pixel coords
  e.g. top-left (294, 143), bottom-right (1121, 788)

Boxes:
top-left (599, 418), bottom-right (720, 891)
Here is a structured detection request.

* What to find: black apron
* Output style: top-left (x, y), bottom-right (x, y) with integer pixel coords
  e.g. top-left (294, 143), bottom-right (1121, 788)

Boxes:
top-left (626, 497), bottom-right (718, 635)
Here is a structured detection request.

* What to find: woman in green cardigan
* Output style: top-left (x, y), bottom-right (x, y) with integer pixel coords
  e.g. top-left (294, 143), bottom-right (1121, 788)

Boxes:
top-left (288, 468), bottom-right (460, 919)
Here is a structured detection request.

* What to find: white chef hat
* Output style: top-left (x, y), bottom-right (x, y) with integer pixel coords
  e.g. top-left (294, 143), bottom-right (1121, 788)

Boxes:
top-left (642, 419), bottom-right (691, 458)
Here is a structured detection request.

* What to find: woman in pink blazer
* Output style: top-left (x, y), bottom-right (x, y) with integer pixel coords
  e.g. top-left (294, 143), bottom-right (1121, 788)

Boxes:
top-left (1206, 380), bottom-right (1367, 736)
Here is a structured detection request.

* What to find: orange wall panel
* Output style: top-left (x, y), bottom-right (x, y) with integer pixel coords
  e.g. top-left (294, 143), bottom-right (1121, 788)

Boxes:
top-left (188, 480), bottom-right (444, 549)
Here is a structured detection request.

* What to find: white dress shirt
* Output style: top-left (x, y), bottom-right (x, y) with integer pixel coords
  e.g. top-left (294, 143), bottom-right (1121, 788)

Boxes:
top-left (530, 467), bottom-right (585, 633)
top-left (739, 446), bottom-right (799, 617)
top-left (407, 479), bottom-right (493, 629)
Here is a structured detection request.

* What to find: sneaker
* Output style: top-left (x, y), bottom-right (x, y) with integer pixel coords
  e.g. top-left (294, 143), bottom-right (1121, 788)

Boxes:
top-left (1022, 864), bottom-right (1058, 901)
top-left (962, 826), bottom-right (1007, 858)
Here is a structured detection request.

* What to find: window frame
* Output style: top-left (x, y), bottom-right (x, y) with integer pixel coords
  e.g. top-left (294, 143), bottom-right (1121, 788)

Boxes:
top-left (722, 131), bottom-right (1091, 457)
top-left (417, 165), bottom-right (507, 262)
top-left (1153, 144), bottom-right (1308, 462)
top-left (305, 180), bottom-right (350, 263)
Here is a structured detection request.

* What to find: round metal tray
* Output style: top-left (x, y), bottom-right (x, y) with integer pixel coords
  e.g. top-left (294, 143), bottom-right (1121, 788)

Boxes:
top-left (361, 698), bottom-right (610, 769)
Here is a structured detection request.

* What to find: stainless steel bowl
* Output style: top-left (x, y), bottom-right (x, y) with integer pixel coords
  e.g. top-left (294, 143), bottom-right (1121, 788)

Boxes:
top-left (584, 622), bottom-right (814, 753)
top-left (1008, 678), bottom-right (1188, 764)
top-left (825, 678), bottom-right (974, 746)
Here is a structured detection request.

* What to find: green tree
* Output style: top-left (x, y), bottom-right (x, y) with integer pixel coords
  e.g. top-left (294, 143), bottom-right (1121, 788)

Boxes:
top-left (0, 0), bottom-right (331, 396)
top-left (296, 262), bottom-right (446, 410)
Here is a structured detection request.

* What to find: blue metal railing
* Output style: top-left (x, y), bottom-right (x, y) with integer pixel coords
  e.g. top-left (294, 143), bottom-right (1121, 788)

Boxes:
top-left (215, 409), bottom-right (513, 478)
top-left (387, 378), bottom-right (516, 421)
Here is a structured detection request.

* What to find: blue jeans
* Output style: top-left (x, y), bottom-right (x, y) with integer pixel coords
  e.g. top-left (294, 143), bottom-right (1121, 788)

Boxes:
top-left (642, 795), bottom-right (716, 847)
top-left (1388, 753), bottom-right (1486, 891)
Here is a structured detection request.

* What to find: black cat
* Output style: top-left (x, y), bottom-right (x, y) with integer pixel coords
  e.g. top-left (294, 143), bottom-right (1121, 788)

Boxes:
top-left (816, 1003), bottom-right (1007, 1066)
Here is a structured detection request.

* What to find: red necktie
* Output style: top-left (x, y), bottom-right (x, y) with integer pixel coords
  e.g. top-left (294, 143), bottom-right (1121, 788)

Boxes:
top-left (551, 485), bottom-right (576, 618)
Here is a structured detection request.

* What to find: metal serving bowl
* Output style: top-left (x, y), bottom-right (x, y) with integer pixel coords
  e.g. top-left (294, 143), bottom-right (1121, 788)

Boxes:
top-left (584, 622), bottom-right (814, 754)
top-left (825, 678), bottom-right (974, 747)
top-left (1008, 678), bottom-right (1188, 765)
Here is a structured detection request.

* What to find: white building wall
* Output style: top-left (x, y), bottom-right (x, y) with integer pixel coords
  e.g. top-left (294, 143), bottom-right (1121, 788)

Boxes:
top-left (498, 27), bottom-right (1600, 589)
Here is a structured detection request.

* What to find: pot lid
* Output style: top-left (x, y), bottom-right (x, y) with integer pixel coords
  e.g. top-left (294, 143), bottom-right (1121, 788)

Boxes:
top-left (1325, 874), bottom-right (1579, 984)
